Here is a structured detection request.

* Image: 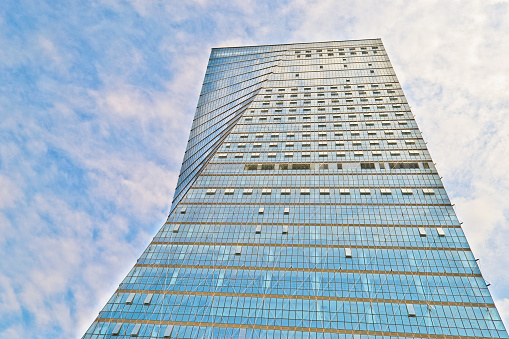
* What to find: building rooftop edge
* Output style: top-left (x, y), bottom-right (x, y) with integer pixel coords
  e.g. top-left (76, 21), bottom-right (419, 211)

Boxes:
top-left (211, 38), bottom-right (383, 50)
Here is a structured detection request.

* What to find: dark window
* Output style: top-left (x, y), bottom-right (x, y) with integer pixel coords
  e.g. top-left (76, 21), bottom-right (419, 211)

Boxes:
top-left (261, 164), bottom-right (275, 170)
top-left (361, 163), bottom-right (376, 169)
top-left (389, 162), bottom-right (419, 169)
top-left (293, 163), bottom-right (311, 170)
top-left (245, 164), bottom-right (258, 170)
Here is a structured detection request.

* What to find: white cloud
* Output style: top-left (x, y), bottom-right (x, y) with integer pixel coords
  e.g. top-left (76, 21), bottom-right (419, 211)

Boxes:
top-left (0, 174), bottom-right (23, 209)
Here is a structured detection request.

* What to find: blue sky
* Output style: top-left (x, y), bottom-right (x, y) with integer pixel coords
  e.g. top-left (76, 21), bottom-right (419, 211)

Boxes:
top-left (0, 1), bottom-right (508, 338)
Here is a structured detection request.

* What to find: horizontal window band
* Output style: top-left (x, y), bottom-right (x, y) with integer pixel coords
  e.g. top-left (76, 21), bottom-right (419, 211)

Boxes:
top-left (201, 172), bottom-right (436, 176)
top-left (208, 47), bottom-right (385, 69)
top-left (192, 186), bottom-right (443, 190)
top-left (93, 318), bottom-right (493, 339)
top-left (150, 241), bottom-right (469, 252)
top-left (228, 128), bottom-right (418, 135)
top-left (164, 221), bottom-right (462, 229)
top-left (134, 264), bottom-right (482, 278)
top-left (114, 289), bottom-right (493, 308)
top-left (176, 202), bottom-right (453, 207)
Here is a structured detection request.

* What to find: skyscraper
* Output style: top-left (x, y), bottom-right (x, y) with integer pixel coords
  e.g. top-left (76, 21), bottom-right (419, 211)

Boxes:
top-left (83, 39), bottom-right (508, 338)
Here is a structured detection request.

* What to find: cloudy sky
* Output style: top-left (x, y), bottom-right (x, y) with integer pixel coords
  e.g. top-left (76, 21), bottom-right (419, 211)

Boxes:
top-left (0, 0), bottom-right (508, 338)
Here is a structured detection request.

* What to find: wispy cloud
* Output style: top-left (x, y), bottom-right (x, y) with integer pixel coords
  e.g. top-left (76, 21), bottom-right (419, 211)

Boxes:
top-left (0, 0), bottom-right (507, 337)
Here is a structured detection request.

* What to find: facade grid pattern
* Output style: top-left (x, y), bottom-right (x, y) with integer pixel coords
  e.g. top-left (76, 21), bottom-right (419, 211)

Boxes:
top-left (83, 39), bottom-right (508, 339)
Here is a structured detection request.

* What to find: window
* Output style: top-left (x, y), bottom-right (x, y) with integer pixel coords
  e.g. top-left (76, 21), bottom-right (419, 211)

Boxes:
top-left (361, 163), bottom-right (375, 169)
top-left (112, 324), bottom-right (122, 336)
top-left (407, 304), bottom-right (417, 317)
top-left (389, 162), bottom-right (419, 169)
top-left (261, 164), bottom-right (275, 170)
top-left (318, 163), bottom-right (329, 169)
top-left (144, 294), bottom-right (153, 305)
top-left (281, 189), bottom-right (291, 195)
top-left (126, 293), bottom-right (135, 305)
top-left (293, 163), bottom-right (311, 170)
top-left (320, 189), bottom-right (330, 195)
top-left (419, 227), bottom-right (427, 237)
top-left (206, 189), bottom-right (217, 195)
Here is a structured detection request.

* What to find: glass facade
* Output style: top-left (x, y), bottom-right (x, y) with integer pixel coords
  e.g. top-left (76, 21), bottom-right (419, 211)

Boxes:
top-left (83, 39), bottom-right (508, 339)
